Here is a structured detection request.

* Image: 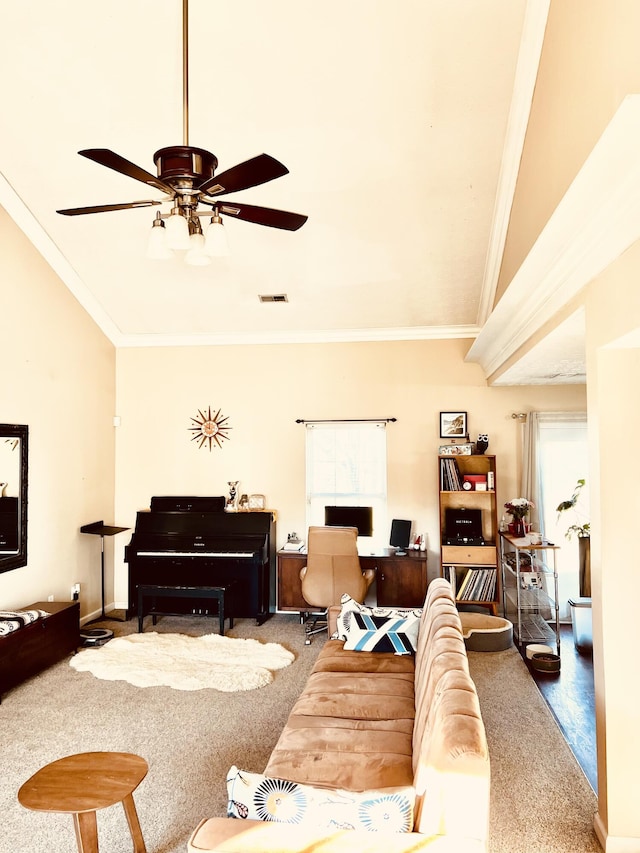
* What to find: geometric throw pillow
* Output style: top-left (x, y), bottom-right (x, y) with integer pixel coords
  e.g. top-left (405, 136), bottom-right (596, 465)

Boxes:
top-left (226, 765), bottom-right (415, 832)
top-left (342, 611), bottom-right (420, 655)
top-left (332, 594), bottom-right (422, 641)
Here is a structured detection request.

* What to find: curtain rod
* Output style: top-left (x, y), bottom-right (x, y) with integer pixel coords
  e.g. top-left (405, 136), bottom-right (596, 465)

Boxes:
top-left (296, 418), bottom-right (397, 424)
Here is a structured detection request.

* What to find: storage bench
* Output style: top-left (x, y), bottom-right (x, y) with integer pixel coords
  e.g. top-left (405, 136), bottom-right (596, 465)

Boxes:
top-left (0, 600), bottom-right (80, 702)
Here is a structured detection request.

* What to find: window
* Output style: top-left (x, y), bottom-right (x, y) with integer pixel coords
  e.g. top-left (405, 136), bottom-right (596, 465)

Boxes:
top-left (305, 422), bottom-right (387, 549)
top-left (538, 414), bottom-right (588, 619)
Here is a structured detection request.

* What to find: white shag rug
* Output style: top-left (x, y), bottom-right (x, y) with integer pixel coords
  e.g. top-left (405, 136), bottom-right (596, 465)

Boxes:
top-left (70, 632), bottom-right (295, 692)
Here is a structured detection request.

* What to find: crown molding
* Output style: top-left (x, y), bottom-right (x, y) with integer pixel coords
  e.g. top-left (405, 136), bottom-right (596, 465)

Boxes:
top-left (114, 324), bottom-right (481, 349)
top-left (468, 95), bottom-right (640, 379)
top-left (0, 172), bottom-right (122, 344)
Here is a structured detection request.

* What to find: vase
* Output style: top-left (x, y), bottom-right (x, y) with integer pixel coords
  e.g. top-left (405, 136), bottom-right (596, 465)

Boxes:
top-left (509, 520), bottom-right (529, 537)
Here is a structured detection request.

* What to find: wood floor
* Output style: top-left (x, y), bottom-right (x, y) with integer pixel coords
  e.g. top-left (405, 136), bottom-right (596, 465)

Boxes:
top-left (523, 624), bottom-right (597, 792)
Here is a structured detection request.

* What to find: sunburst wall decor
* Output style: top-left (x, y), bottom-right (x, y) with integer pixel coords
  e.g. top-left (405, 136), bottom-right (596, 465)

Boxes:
top-left (189, 406), bottom-right (232, 451)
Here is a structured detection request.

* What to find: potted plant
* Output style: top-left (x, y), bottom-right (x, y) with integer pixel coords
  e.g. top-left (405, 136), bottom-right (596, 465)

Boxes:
top-left (556, 478), bottom-right (590, 539)
top-left (556, 478), bottom-right (591, 596)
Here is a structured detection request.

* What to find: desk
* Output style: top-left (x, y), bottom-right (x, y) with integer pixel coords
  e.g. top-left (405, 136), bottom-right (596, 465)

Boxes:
top-left (277, 548), bottom-right (428, 611)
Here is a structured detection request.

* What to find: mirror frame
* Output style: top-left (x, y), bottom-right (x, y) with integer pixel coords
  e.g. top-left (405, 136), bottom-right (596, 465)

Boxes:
top-left (0, 423), bottom-right (28, 573)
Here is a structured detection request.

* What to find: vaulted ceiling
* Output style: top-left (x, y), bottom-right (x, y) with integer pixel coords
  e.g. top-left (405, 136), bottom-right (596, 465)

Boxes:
top-left (2, 1), bottom-right (567, 378)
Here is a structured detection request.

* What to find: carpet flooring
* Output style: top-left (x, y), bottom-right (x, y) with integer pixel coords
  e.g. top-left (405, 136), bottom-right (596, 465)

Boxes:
top-left (0, 612), bottom-right (601, 853)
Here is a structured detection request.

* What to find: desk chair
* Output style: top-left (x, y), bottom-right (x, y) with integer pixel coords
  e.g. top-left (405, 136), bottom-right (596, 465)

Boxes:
top-left (300, 526), bottom-right (375, 644)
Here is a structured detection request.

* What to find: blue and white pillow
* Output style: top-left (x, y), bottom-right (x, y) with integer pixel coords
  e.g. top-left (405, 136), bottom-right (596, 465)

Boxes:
top-left (333, 594), bottom-right (422, 642)
top-left (343, 611), bottom-right (420, 654)
top-left (226, 765), bottom-right (414, 832)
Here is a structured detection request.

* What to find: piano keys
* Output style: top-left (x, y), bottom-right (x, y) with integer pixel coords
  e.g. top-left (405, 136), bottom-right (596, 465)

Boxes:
top-left (124, 496), bottom-right (276, 624)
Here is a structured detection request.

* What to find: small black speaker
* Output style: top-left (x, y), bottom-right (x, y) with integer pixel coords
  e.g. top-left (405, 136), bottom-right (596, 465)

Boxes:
top-left (390, 519), bottom-right (411, 553)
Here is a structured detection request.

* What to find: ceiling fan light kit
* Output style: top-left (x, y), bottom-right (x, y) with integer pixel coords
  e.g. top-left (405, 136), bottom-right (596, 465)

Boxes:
top-left (204, 212), bottom-right (228, 258)
top-left (58, 0), bottom-right (307, 267)
top-left (147, 214), bottom-right (173, 260)
top-left (164, 206), bottom-right (191, 251)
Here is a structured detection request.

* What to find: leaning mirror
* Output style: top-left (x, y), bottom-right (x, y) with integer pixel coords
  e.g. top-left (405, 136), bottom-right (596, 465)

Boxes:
top-left (0, 424), bottom-right (28, 572)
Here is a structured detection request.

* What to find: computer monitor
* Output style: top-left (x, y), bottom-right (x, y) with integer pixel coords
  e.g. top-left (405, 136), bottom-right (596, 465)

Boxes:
top-left (390, 519), bottom-right (411, 554)
top-left (324, 505), bottom-right (373, 537)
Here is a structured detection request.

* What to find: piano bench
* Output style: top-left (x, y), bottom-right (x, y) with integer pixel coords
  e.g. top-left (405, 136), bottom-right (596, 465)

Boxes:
top-left (137, 584), bottom-right (235, 636)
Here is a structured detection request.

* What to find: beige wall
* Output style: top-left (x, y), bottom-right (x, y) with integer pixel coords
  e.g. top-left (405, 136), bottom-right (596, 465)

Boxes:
top-left (113, 339), bottom-right (586, 605)
top-left (495, 1), bottom-right (640, 847)
top-left (497, 0), bottom-right (640, 303)
top-left (0, 206), bottom-right (116, 616)
top-left (583, 246), bottom-right (640, 846)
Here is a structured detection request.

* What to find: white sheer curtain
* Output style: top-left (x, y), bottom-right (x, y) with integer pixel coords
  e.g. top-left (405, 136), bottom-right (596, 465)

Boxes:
top-left (521, 412), bottom-right (543, 533)
top-left (520, 411), bottom-right (588, 619)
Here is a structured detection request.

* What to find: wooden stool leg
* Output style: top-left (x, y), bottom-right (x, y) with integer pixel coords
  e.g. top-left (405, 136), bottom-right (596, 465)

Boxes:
top-left (73, 810), bottom-right (99, 853)
top-left (121, 792), bottom-right (147, 853)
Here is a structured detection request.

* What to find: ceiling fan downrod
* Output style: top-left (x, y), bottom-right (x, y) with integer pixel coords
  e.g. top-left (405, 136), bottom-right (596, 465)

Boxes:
top-left (182, 0), bottom-right (189, 147)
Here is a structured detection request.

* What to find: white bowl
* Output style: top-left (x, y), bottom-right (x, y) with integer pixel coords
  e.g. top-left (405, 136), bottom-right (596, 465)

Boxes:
top-left (526, 643), bottom-right (553, 659)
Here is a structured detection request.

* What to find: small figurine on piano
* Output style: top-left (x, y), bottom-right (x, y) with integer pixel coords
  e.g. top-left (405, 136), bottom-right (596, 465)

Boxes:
top-left (225, 481), bottom-right (239, 512)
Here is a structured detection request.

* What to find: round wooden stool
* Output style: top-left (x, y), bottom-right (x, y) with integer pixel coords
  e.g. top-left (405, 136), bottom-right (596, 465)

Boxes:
top-left (18, 751), bottom-right (148, 853)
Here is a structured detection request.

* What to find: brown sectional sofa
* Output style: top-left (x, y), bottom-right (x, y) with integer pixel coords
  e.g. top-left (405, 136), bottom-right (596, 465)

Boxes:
top-left (189, 578), bottom-right (490, 852)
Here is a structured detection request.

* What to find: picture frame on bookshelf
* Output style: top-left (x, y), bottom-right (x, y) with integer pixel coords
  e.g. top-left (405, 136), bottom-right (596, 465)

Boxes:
top-left (439, 411), bottom-right (467, 439)
top-left (439, 443), bottom-right (473, 456)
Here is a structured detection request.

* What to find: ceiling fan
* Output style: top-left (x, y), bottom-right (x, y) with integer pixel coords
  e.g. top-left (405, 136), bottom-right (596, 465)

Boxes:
top-left (56, 0), bottom-right (307, 262)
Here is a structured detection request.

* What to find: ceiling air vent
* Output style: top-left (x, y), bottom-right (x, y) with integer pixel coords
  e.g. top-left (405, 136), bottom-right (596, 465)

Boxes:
top-left (259, 294), bottom-right (289, 303)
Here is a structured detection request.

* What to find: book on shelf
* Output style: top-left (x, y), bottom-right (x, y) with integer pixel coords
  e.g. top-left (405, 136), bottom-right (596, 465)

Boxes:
top-left (456, 569), bottom-right (475, 600)
top-left (455, 567), bottom-right (496, 602)
top-left (442, 564), bottom-right (457, 596)
top-left (440, 457), bottom-right (463, 491)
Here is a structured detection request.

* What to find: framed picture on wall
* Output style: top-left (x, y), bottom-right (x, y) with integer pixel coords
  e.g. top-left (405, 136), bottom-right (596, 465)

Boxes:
top-left (439, 411), bottom-right (467, 439)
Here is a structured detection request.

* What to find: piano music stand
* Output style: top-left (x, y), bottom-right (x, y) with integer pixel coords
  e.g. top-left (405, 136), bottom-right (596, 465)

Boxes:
top-left (80, 520), bottom-right (130, 622)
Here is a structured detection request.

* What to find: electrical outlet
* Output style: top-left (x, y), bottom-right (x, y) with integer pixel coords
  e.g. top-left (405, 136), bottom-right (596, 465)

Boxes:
top-left (47, 594), bottom-right (54, 602)
top-left (71, 583), bottom-right (80, 600)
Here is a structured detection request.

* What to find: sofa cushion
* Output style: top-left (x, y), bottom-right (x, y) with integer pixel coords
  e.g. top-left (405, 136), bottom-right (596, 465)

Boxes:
top-left (312, 639), bottom-right (416, 675)
top-left (411, 669), bottom-right (490, 841)
top-left (343, 612), bottom-right (419, 654)
top-left (265, 715), bottom-right (415, 791)
top-left (226, 766), bottom-right (414, 832)
top-left (290, 670), bottom-right (415, 723)
top-left (333, 595), bottom-right (422, 641)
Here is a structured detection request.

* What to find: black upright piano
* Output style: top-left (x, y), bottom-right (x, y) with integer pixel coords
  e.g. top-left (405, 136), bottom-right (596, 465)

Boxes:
top-left (124, 496), bottom-right (276, 624)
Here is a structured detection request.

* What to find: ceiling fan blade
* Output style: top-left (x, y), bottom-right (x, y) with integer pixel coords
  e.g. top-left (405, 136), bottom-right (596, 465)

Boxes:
top-left (218, 200), bottom-right (307, 231)
top-left (57, 200), bottom-right (162, 216)
top-left (78, 149), bottom-right (174, 195)
top-left (198, 154), bottom-right (289, 197)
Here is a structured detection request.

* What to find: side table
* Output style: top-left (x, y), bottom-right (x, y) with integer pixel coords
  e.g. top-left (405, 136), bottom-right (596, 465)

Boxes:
top-left (18, 751), bottom-right (148, 853)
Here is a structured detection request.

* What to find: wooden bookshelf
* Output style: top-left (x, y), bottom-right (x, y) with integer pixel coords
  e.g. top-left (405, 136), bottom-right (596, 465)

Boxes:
top-left (439, 454), bottom-right (499, 615)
